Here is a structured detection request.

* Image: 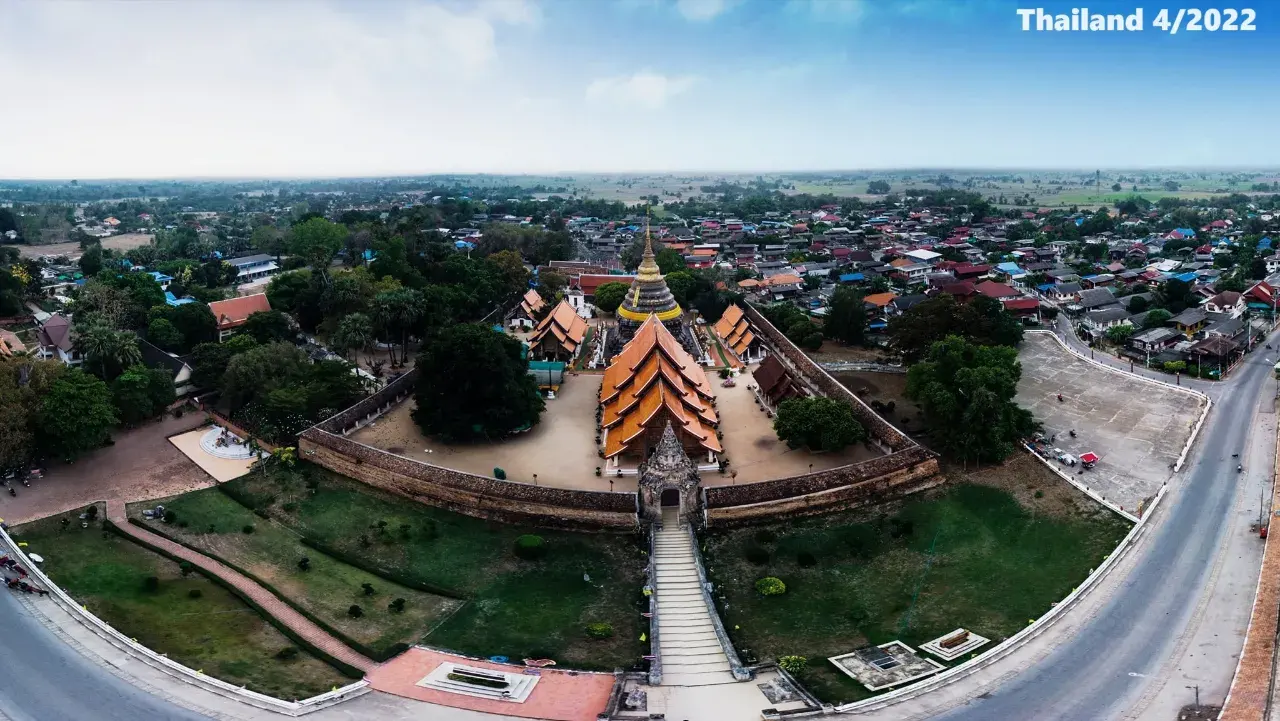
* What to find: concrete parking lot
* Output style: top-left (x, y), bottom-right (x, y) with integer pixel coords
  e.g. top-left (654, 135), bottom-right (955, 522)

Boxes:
top-left (1017, 332), bottom-right (1206, 514)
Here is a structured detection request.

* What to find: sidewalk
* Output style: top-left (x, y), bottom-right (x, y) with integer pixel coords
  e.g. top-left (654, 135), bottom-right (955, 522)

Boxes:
top-left (105, 500), bottom-right (375, 673)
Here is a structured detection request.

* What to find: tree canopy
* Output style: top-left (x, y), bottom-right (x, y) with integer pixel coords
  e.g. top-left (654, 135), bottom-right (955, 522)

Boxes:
top-left (824, 286), bottom-right (867, 345)
top-left (38, 368), bottom-right (117, 459)
top-left (888, 294), bottom-right (1023, 363)
top-left (905, 335), bottom-right (1037, 463)
top-left (412, 323), bottom-right (544, 443)
top-left (593, 282), bottom-right (629, 314)
top-left (773, 396), bottom-right (866, 452)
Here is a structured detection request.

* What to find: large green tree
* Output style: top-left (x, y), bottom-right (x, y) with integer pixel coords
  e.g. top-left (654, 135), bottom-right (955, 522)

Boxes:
top-left (655, 248), bottom-right (685, 275)
top-left (331, 312), bottom-right (374, 360)
top-left (242, 310), bottom-right (295, 345)
top-left (289, 218), bottom-right (347, 279)
top-left (773, 396), bottom-right (866, 452)
top-left (824, 286), bottom-right (867, 345)
top-left (905, 335), bottom-right (1037, 463)
top-left (111, 364), bottom-right (175, 426)
top-left (220, 342), bottom-right (310, 413)
top-left (37, 369), bottom-right (117, 458)
top-left (412, 323), bottom-right (544, 443)
top-left (888, 294), bottom-right (1023, 363)
top-left (0, 358), bottom-right (65, 470)
top-left (592, 282), bottom-right (629, 314)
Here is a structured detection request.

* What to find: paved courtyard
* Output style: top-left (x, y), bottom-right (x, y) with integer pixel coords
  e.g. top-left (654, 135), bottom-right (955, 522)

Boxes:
top-left (1017, 332), bottom-right (1206, 514)
top-left (351, 373), bottom-right (609, 490)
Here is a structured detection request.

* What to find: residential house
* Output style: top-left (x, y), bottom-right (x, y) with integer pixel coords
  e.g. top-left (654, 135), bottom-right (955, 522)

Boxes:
top-left (1075, 288), bottom-right (1118, 312)
top-left (509, 289), bottom-right (546, 330)
top-left (1203, 316), bottom-right (1245, 340)
top-left (35, 314), bottom-right (81, 366)
top-left (138, 338), bottom-right (196, 396)
top-left (1171, 307), bottom-right (1209, 338)
top-left (1046, 282), bottom-right (1082, 303)
top-left (1245, 281), bottom-right (1278, 316)
top-left (889, 294), bottom-right (929, 316)
top-left (863, 292), bottom-right (898, 315)
top-left (1127, 327), bottom-right (1181, 357)
top-left (227, 254), bottom-right (280, 284)
top-left (1082, 307), bottom-right (1132, 337)
top-left (993, 262), bottom-right (1026, 284)
top-left (974, 280), bottom-right (1020, 300)
top-left (209, 293), bottom-right (272, 342)
top-left (903, 249), bottom-right (942, 266)
top-left (1002, 297), bottom-right (1042, 321)
top-left (1203, 291), bottom-right (1246, 319)
top-left (951, 262), bottom-right (992, 281)
top-left (147, 271), bottom-right (173, 291)
top-left (936, 281), bottom-right (978, 301)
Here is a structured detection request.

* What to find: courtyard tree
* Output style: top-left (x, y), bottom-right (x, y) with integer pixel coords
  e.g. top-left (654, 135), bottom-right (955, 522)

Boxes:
top-left (905, 335), bottom-right (1037, 464)
top-left (1143, 308), bottom-right (1173, 328)
top-left (146, 317), bottom-right (183, 351)
top-left (824, 286), bottom-right (867, 346)
top-left (75, 322), bottom-right (142, 380)
top-left (37, 368), bottom-right (117, 458)
top-left (331, 312), bottom-right (374, 360)
top-left (111, 364), bottom-right (175, 426)
top-left (372, 287), bottom-right (423, 366)
top-left (592, 282), bottom-right (629, 314)
top-left (773, 396), bottom-right (866, 453)
top-left (242, 310), bottom-right (294, 345)
top-left (220, 342), bottom-right (310, 413)
top-left (412, 323), bottom-right (544, 443)
top-left (79, 242), bottom-right (103, 277)
top-left (252, 225), bottom-right (287, 261)
top-left (1155, 278), bottom-right (1197, 315)
top-left (655, 248), bottom-right (685, 275)
top-left (0, 357), bottom-right (65, 470)
top-left (168, 302), bottom-right (218, 350)
top-left (664, 270), bottom-right (697, 307)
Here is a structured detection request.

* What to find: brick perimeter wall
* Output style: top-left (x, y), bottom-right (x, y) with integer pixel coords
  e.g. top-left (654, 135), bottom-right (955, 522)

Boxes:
top-left (743, 303), bottom-right (913, 451)
top-left (299, 430), bottom-right (638, 531)
top-left (705, 454), bottom-right (942, 527)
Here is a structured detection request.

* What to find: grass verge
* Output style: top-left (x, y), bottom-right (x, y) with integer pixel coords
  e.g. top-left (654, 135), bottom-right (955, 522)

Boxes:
top-left (205, 464), bottom-right (646, 671)
top-left (701, 461), bottom-right (1131, 705)
top-left (128, 489), bottom-right (461, 660)
top-left (11, 510), bottom-right (352, 699)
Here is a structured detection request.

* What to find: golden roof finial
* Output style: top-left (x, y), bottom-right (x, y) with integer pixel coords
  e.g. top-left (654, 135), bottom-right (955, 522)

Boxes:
top-left (636, 204), bottom-right (661, 281)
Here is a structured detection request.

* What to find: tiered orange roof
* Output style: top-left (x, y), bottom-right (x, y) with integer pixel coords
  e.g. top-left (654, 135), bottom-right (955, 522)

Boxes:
top-left (713, 304), bottom-right (755, 359)
top-left (530, 299), bottom-right (588, 355)
top-left (600, 315), bottom-right (721, 459)
top-left (520, 289), bottom-right (546, 318)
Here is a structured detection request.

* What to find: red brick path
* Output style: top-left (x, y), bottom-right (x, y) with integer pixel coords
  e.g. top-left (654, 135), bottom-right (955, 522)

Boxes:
top-left (105, 500), bottom-right (375, 673)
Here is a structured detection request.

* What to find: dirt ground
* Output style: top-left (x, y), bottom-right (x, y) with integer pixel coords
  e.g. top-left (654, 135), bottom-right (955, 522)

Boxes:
top-left (708, 367), bottom-right (883, 485)
top-left (350, 373), bottom-right (611, 490)
top-left (3, 412), bottom-right (215, 524)
top-left (5, 232), bottom-right (155, 259)
top-left (805, 343), bottom-right (894, 364)
top-left (949, 450), bottom-right (1117, 521)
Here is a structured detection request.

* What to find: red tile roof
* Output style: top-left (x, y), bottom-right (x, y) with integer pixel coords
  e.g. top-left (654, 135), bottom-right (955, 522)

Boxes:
top-left (975, 281), bottom-right (1020, 299)
top-left (209, 293), bottom-right (272, 330)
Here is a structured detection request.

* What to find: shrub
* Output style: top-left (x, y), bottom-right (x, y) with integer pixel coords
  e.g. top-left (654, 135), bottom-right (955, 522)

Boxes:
top-left (753, 529), bottom-right (777, 544)
top-left (143, 576), bottom-right (160, 593)
top-left (242, 524), bottom-right (255, 534)
top-left (796, 551), bottom-right (817, 568)
top-left (348, 604), bottom-right (363, 618)
top-left (778, 655), bottom-right (807, 674)
top-left (362, 582), bottom-right (376, 596)
top-left (889, 517), bottom-right (913, 539)
top-left (297, 556), bottom-right (311, 571)
top-left (388, 598), bottom-right (406, 613)
top-left (513, 534), bottom-right (546, 560)
top-left (282, 501), bottom-right (298, 513)
top-left (187, 588), bottom-right (202, 599)
top-left (85, 505), bottom-right (99, 521)
top-left (163, 509), bottom-right (177, 524)
top-left (755, 577), bottom-right (786, 596)
top-left (178, 561), bottom-right (195, 576)
top-left (493, 467), bottom-right (507, 480)
top-left (585, 622), bottom-right (614, 640)
top-left (745, 545), bottom-right (770, 565)
top-left (359, 534), bottom-right (371, 548)
top-left (1034, 489), bottom-right (1045, 499)
top-left (275, 646), bottom-right (300, 660)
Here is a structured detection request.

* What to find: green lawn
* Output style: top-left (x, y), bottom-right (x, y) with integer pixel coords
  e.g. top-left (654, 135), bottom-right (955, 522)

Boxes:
top-left (701, 480), bottom-right (1131, 704)
top-left (212, 465), bottom-right (648, 671)
top-left (12, 511), bottom-right (350, 700)
top-left (127, 490), bottom-right (463, 657)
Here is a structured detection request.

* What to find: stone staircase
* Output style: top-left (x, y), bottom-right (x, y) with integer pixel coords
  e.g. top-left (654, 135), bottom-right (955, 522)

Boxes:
top-left (653, 508), bottom-right (738, 687)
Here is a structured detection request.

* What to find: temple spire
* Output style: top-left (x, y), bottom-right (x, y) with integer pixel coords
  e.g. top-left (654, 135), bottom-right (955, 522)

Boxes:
top-left (636, 206), bottom-right (661, 282)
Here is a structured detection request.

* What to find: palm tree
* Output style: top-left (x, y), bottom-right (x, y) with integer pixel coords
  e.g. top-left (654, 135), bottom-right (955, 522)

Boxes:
top-left (75, 325), bottom-right (142, 379)
top-left (332, 312), bottom-right (374, 361)
top-left (372, 289), bottom-right (423, 368)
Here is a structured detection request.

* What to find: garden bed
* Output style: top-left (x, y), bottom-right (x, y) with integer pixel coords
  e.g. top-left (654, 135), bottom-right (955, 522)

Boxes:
top-left (700, 458), bottom-right (1131, 704)
top-left (11, 512), bottom-right (350, 700)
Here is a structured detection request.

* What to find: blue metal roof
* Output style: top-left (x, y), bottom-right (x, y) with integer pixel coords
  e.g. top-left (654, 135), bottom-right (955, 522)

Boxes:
top-left (1173, 272), bottom-right (1198, 283)
top-left (839, 273), bottom-right (864, 283)
top-left (148, 271), bottom-right (173, 283)
top-left (996, 262), bottom-right (1024, 273)
top-left (1174, 228), bottom-right (1196, 237)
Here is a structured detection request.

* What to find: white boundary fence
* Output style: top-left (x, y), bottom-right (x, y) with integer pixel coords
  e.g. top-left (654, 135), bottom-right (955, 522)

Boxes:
top-left (834, 330), bottom-right (1214, 715)
top-left (0, 521), bottom-right (369, 717)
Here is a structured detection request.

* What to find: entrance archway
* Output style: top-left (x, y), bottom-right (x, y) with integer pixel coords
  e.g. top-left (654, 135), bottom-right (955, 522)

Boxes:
top-left (660, 488), bottom-right (680, 507)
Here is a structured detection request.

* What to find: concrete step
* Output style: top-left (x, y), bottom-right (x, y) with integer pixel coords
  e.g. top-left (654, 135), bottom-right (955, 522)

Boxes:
top-left (657, 628), bottom-right (719, 640)
top-left (661, 671), bottom-right (739, 687)
top-left (662, 661), bottom-right (732, 674)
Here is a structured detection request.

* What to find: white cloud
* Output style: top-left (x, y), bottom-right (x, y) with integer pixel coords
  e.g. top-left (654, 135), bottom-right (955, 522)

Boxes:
top-left (676, 0), bottom-right (737, 21)
top-left (585, 72), bottom-right (699, 110)
top-left (788, 0), bottom-right (868, 23)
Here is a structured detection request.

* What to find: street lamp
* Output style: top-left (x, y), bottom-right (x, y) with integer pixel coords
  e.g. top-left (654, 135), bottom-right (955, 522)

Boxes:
top-left (1185, 684), bottom-right (1200, 708)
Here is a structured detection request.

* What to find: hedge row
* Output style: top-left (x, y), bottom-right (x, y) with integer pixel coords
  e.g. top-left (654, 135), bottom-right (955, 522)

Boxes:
top-left (102, 519), bottom-right (365, 680)
top-left (125, 518), bottom-right (408, 664)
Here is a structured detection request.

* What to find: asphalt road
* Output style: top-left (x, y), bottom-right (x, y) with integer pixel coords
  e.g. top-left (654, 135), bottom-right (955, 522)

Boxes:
top-left (939, 339), bottom-right (1275, 720)
top-left (0, 589), bottom-right (211, 721)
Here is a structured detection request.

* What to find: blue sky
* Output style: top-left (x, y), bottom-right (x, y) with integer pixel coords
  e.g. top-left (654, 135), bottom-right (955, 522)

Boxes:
top-left (1, 0), bottom-right (1277, 178)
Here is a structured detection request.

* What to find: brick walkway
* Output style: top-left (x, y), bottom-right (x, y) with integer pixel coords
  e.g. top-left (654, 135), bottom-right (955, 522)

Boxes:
top-left (105, 501), bottom-right (375, 673)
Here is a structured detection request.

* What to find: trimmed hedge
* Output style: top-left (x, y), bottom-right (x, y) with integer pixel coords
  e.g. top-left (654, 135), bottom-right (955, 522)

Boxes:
top-left (102, 519), bottom-right (364, 679)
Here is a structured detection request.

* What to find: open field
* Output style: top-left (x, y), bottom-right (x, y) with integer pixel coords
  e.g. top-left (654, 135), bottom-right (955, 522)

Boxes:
top-left (1017, 332), bottom-right (1204, 514)
top-left (128, 489), bottom-right (463, 656)
top-left (701, 453), bottom-right (1131, 705)
top-left (11, 509), bottom-right (350, 699)
top-left (3, 231), bottom-right (155, 259)
top-left (216, 466), bottom-right (648, 671)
